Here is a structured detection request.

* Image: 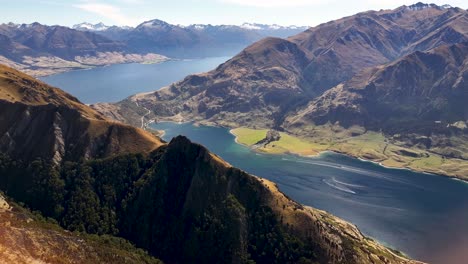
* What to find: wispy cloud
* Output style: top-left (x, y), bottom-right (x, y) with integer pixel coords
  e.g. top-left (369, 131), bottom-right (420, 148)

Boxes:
top-left (74, 2), bottom-right (138, 26)
top-left (221, 0), bottom-right (326, 7)
top-left (119, 0), bottom-right (145, 3)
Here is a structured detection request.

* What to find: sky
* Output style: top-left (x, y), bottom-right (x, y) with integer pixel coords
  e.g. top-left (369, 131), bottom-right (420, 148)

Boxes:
top-left (1, 0), bottom-right (467, 27)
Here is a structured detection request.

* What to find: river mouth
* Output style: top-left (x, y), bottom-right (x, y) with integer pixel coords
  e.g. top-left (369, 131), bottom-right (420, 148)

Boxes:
top-left (152, 121), bottom-right (468, 264)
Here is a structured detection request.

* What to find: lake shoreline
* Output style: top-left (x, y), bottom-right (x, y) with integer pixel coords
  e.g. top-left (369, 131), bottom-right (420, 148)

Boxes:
top-left (228, 128), bottom-right (468, 183)
top-left (36, 57), bottom-right (172, 78)
top-left (148, 120), bottom-right (466, 182)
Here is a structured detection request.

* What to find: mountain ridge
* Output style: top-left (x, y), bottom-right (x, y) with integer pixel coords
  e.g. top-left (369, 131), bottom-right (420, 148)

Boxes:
top-left (0, 64), bottom-right (163, 164)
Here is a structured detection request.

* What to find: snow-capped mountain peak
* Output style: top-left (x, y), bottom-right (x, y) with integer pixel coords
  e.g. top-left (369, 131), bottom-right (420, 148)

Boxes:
top-left (73, 22), bottom-right (110, 31)
top-left (407, 2), bottom-right (453, 11)
top-left (137, 19), bottom-right (171, 29)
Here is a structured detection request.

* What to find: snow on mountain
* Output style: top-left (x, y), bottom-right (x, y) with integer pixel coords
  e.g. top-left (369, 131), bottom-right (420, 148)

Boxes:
top-left (240, 23), bottom-right (307, 31)
top-left (73, 22), bottom-right (110, 31)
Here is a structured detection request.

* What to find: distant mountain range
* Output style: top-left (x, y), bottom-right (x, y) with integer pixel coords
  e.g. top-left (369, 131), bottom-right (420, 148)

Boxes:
top-left (0, 64), bottom-right (420, 264)
top-left (0, 19), bottom-right (306, 77)
top-left (99, 3), bottom-right (468, 179)
top-left (73, 20), bottom-right (308, 57)
top-left (0, 22), bottom-right (168, 76)
top-left (73, 21), bottom-right (306, 37)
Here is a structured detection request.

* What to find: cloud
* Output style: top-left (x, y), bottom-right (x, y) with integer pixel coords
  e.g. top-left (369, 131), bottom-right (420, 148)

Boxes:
top-left (119, 0), bottom-right (145, 4)
top-left (221, 0), bottom-right (326, 7)
top-left (74, 2), bottom-right (138, 26)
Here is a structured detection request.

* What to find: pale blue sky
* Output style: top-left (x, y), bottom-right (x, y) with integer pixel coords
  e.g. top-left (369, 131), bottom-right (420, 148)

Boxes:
top-left (1, 0), bottom-right (467, 27)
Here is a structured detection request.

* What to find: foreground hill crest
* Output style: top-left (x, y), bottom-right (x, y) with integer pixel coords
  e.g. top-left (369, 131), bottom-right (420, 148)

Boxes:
top-left (0, 64), bottom-right (162, 164)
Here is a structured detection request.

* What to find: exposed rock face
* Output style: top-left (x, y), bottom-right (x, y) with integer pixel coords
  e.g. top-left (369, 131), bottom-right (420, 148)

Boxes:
top-left (253, 129), bottom-right (281, 147)
top-left (0, 194), bottom-right (9, 211)
top-left (0, 64), bottom-right (162, 164)
top-left (101, 4), bottom-right (468, 129)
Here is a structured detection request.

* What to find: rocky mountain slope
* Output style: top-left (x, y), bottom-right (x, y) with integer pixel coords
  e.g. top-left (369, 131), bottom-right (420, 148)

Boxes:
top-left (0, 64), bottom-right (162, 164)
top-left (0, 22), bottom-right (167, 76)
top-left (104, 3), bottom-right (467, 128)
top-left (286, 42), bottom-right (468, 135)
top-left (281, 41), bottom-right (468, 178)
top-left (0, 65), bottom-right (421, 263)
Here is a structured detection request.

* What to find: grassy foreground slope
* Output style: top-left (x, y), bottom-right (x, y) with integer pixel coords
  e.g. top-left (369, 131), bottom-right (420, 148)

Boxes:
top-left (0, 194), bottom-right (161, 264)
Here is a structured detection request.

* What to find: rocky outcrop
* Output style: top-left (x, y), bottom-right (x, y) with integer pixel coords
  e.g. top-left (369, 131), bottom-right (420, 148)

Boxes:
top-left (253, 129), bottom-right (281, 147)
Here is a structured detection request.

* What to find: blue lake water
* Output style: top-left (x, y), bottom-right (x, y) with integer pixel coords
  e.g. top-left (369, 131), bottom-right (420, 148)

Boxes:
top-left (41, 57), bottom-right (468, 264)
top-left (41, 57), bottom-right (230, 104)
top-left (152, 122), bottom-right (468, 264)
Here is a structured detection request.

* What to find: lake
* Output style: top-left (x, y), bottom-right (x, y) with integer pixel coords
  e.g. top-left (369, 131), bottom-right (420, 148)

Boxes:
top-left (152, 122), bottom-right (468, 264)
top-left (41, 57), bottom-right (230, 104)
top-left (41, 57), bottom-right (468, 264)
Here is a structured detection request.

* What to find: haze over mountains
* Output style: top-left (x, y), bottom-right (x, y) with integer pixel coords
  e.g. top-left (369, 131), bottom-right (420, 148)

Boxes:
top-left (0, 18), bottom-right (306, 77)
top-left (73, 20), bottom-right (308, 57)
top-left (0, 22), bottom-right (168, 77)
top-left (98, 2), bottom-right (468, 178)
top-left (0, 64), bottom-right (420, 264)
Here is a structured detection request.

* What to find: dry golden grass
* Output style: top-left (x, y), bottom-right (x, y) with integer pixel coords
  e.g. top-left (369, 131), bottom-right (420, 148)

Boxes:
top-left (0, 64), bottom-right (163, 157)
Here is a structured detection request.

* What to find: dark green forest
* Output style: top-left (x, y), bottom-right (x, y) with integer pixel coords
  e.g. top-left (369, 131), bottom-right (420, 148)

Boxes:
top-left (0, 137), bottom-right (319, 264)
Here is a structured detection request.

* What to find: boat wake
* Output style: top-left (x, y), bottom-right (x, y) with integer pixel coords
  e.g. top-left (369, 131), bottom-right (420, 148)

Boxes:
top-left (323, 177), bottom-right (358, 194)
